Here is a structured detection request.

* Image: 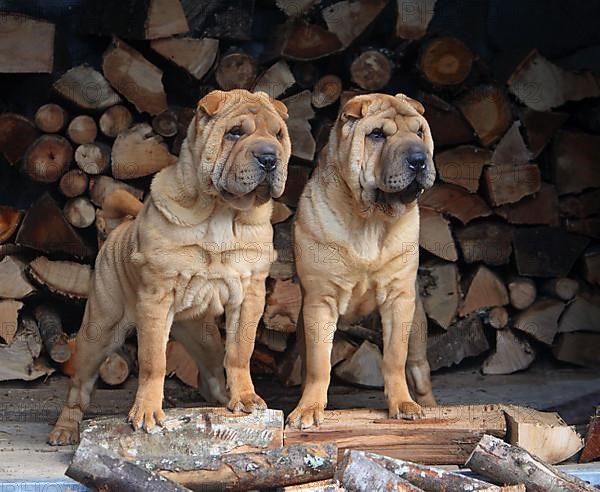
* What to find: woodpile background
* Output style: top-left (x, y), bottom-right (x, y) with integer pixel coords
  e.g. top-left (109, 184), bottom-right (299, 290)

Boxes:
top-left (0, 0), bottom-right (599, 388)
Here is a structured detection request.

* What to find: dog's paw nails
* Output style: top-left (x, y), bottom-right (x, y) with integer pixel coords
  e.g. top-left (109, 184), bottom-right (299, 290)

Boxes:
top-left (388, 400), bottom-right (424, 420)
top-left (286, 404), bottom-right (325, 430)
top-left (227, 392), bottom-right (267, 414)
top-left (128, 401), bottom-right (165, 432)
top-left (48, 426), bottom-right (79, 446)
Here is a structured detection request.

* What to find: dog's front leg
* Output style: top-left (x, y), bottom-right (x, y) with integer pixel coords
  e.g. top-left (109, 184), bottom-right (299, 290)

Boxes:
top-left (379, 286), bottom-right (425, 420)
top-left (129, 288), bottom-right (174, 431)
top-left (224, 274), bottom-right (267, 413)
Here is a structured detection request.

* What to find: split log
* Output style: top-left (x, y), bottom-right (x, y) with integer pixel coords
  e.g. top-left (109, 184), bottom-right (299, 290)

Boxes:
top-left (263, 278), bottom-right (301, 333)
top-left (559, 295), bottom-right (600, 334)
top-left (151, 37), bottom-right (218, 80)
top-left (507, 277), bottom-right (537, 310)
top-left (60, 336), bottom-right (78, 376)
top-left (395, 0), bottom-right (437, 39)
top-left (418, 260), bottom-right (460, 329)
top-left (331, 334), bottom-right (358, 367)
top-left (282, 91), bottom-right (316, 161)
top-left (482, 329), bottom-right (535, 375)
top-left (102, 39), bottom-right (167, 115)
top-left (520, 108), bottom-right (568, 158)
top-left (75, 142), bottom-right (111, 174)
top-left (486, 306), bottom-right (509, 329)
top-left (111, 123), bottom-right (177, 179)
top-left (0, 256), bottom-right (36, 299)
top-left (456, 85), bottom-right (513, 146)
top-left (312, 75), bottom-right (343, 108)
top-left (420, 184), bottom-right (492, 224)
top-left (421, 94), bottom-right (475, 147)
top-left (502, 405), bottom-right (584, 464)
top-left (551, 131), bottom-right (600, 195)
top-left (59, 169), bottom-right (89, 198)
top-left (427, 315), bottom-right (490, 371)
top-left (63, 197), bottom-right (96, 229)
top-left (23, 135), bottom-right (73, 182)
top-left (99, 105), bottom-right (133, 138)
top-left (459, 265), bottom-right (508, 317)
top-left (282, 21), bottom-right (342, 61)
top-left (250, 344), bottom-right (278, 375)
top-left (15, 193), bottom-right (92, 258)
top-left (166, 339), bottom-right (198, 389)
top-left (581, 247), bottom-right (600, 286)
top-left (495, 183), bottom-right (559, 226)
top-left (0, 13), bottom-right (55, 73)
top-left (483, 164), bottom-right (541, 206)
top-left (512, 226), bottom-right (589, 277)
top-left (28, 256), bottom-right (91, 300)
top-left (434, 145), bottom-right (491, 193)
top-left (34, 304), bottom-right (71, 364)
top-left (215, 51), bottom-right (257, 90)
top-left (53, 64), bottom-right (122, 110)
top-left (275, 0), bottom-right (316, 16)
top-left (254, 60), bottom-right (295, 98)
top-left (89, 175), bottom-right (144, 208)
top-left (465, 434), bottom-right (596, 492)
top-left (291, 62), bottom-right (320, 90)
top-left (508, 50), bottom-right (600, 111)
top-left (99, 349), bottom-right (132, 386)
top-left (0, 299), bottom-right (23, 344)
top-left (455, 222), bottom-right (512, 266)
top-left (257, 327), bottom-right (289, 353)
top-left (553, 333), bottom-right (600, 368)
top-left (34, 103), bottom-right (67, 133)
top-left (334, 340), bottom-right (384, 388)
top-left (0, 113), bottom-right (38, 165)
top-left (285, 405), bottom-right (506, 465)
top-left (418, 207), bottom-right (458, 262)
top-left (0, 206), bottom-right (23, 244)
top-left (559, 189), bottom-right (600, 219)
top-left (151, 110), bottom-right (178, 138)
top-left (418, 36), bottom-right (473, 86)
top-left (541, 278), bottom-right (579, 302)
top-left (67, 115), bottom-right (97, 145)
top-left (580, 408), bottom-right (600, 463)
top-left (491, 121), bottom-right (532, 166)
top-left (514, 298), bottom-right (565, 345)
top-left (66, 438), bottom-right (190, 492)
top-left (350, 50), bottom-right (393, 91)
top-left (271, 201), bottom-right (292, 224)
top-left (566, 217), bottom-right (600, 240)
top-left (322, 0), bottom-right (387, 49)
top-left (277, 341), bottom-right (302, 387)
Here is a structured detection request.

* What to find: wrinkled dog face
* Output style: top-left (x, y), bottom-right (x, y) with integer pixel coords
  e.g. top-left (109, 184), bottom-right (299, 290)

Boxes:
top-left (192, 90), bottom-right (291, 210)
top-left (336, 93), bottom-right (436, 217)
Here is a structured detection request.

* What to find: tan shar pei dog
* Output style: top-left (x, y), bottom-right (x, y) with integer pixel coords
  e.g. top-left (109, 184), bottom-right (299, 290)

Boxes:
top-left (49, 90), bottom-right (291, 444)
top-left (287, 93), bottom-right (437, 429)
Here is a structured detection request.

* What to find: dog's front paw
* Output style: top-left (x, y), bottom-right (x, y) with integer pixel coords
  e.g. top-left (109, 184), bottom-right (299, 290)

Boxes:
top-left (48, 424), bottom-right (79, 446)
top-left (227, 391), bottom-right (267, 413)
top-left (388, 399), bottom-right (425, 420)
top-left (286, 403), bottom-right (325, 429)
top-left (128, 399), bottom-right (166, 431)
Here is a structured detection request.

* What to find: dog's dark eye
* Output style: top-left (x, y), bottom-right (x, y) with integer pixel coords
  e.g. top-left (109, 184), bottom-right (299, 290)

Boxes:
top-left (276, 129), bottom-right (284, 140)
top-left (227, 126), bottom-right (244, 138)
top-left (368, 128), bottom-right (385, 139)
top-left (417, 127), bottom-right (424, 139)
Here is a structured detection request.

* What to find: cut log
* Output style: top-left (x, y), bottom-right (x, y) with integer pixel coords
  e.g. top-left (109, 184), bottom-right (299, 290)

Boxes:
top-left (322, 0), bottom-right (387, 48)
top-left (291, 61), bottom-right (320, 90)
top-left (99, 349), bottom-right (131, 386)
top-left (23, 135), bottom-right (73, 182)
top-left (74, 142), bottom-right (111, 174)
top-left (150, 37), bottom-right (218, 80)
top-left (263, 278), bottom-right (301, 334)
top-left (89, 175), bottom-right (143, 207)
top-left (253, 60), bottom-right (296, 98)
top-left (99, 105), bottom-right (133, 138)
top-left (0, 299), bottom-right (23, 344)
top-left (507, 277), bottom-right (537, 310)
top-left (67, 115), bottom-right (97, 145)
top-left (559, 295), bottom-right (600, 334)
top-left (53, 64), bottom-right (122, 110)
top-left (566, 217), bottom-right (600, 240)
top-left (59, 169), bottom-right (89, 198)
top-left (171, 106), bottom-right (194, 155)
top-left (331, 334), bottom-right (358, 367)
top-left (465, 434), bottom-right (596, 492)
top-left (456, 85), bottom-right (513, 147)
top-left (486, 306), bottom-right (509, 329)
top-left (491, 121), bottom-right (532, 166)
top-left (275, 0), bottom-right (316, 16)
top-left (581, 247), bottom-right (600, 286)
top-left (427, 315), bottom-right (490, 371)
top-left (350, 50), bottom-right (393, 91)
top-left (215, 51), bottom-right (257, 90)
top-left (541, 278), bottom-right (579, 302)
top-left (455, 222), bottom-right (512, 266)
top-left (338, 320), bottom-right (383, 347)
top-left (0, 206), bottom-right (23, 244)
top-left (0, 256), bottom-right (35, 299)
top-left (483, 164), bottom-right (541, 206)
top-left (250, 344), bottom-right (278, 375)
top-left (482, 329), bottom-right (535, 375)
top-left (277, 341), bottom-right (302, 387)
top-left (418, 260), bottom-right (460, 329)
top-left (335, 450), bottom-right (423, 491)
top-left (395, 0), bottom-right (436, 39)
top-left (271, 201), bottom-right (292, 224)
top-left (282, 21), bottom-right (342, 61)
top-left (502, 405), bottom-right (584, 465)
top-left (419, 36), bottom-right (473, 86)
top-left (0, 113), bottom-right (38, 165)
top-left (15, 193), bottom-right (91, 258)
top-left (102, 39), bottom-right (167, 115)
top-left (580, 408), bottom-right (600, 463)
top-left (152, 110), bottom-right (178, 138)
top-left (420, 183), bottom-right (492, 224)
top-left (508, 50), bottom-right (600, 112)
top-left (282, 91), bottom-right (316, 161)
top-left (418, 207), bottom-right (458, 262)
top-left (282, 479), bottom-right (343, 492)
top-left (514, 298), bottom-right (565, 345)
top-left (111, 123), bottom-right (177, 179)
top-left (334, 340), bottom-right (384, 388)
top-left (553, 333), bottom-right (600, 368)
top-left (28, 256), bottom-right (91, 300)
top-left (257, 327), bottom-right (289, 353)
top-left (63, 197), bottom-right (96, 229)
top-left (512, 226), bottom-right (590, 277)
top-left (166, 339), bottom-right (198, 389)
top-left (551, 131), bottom-right (600, 195)
top-left (520, 108), bottom-right (568, 158)
top-left (0, 13), bottom-right (54, 73)
top-left (434, 145), bottom-right (491, 192)
top-left (559, 189), bottom-right (600, 219)
top-left (34, 103), bottom-right (67, 133)
top-left (495, 183), bottom-right (560, 226)
top-left (421, 94), bottom-right (475, 147)
top-left (285, 405), bottom-right (506, 465)
top-left (459, 266), bottom-right (508, 317)
top-left (34, 304), bottom-right (71, 364)
top-left (60, 337), bottom-right (78, 377)
top-left (312, 75), bottom-right (343, 108)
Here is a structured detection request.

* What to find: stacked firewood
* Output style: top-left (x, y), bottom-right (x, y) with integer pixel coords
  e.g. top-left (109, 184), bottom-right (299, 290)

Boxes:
top-left (0, 1), bottom-right (599, 387)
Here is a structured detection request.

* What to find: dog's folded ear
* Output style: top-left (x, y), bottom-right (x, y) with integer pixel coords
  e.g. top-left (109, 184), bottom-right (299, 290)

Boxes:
top-left (270, 98), bottom-right (289, 120)
top-left (395, 94), bottom-right (425, 115)
top-left (341, 96), bottom-right (369, 121)
top-left (198, 91), bottom-right (227, 116)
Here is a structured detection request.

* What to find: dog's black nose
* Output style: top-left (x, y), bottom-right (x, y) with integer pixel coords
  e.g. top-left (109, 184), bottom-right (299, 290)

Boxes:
top-left (256, 153), bottom-right (278, 173)
top-left (407, 152), bottom-right (427, 172)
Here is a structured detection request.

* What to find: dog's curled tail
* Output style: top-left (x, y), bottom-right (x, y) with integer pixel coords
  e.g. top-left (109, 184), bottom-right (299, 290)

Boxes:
top-left (103, 189), bottom-right (143, 220)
